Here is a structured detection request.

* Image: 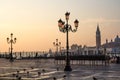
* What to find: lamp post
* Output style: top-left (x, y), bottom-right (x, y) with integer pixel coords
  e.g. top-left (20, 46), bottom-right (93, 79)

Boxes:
top-left (58, 12), bottom-right (79, 71)
top-left (53, 39), bottom-right (61, 56)
top-left (7, 33), bottom-right (17, 62)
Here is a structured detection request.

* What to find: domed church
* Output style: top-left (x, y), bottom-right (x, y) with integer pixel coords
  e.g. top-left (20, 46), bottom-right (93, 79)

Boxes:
top-left (102, 35), bottom-right (120, 48)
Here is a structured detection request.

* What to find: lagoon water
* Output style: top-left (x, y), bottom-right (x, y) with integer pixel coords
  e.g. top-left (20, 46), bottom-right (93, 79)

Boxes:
top-left (0, 58), bottom-right (120, 80)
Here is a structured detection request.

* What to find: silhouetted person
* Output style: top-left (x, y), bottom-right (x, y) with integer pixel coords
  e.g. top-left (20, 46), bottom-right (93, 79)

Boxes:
top-left (93, 77), bottom-right (97, 80)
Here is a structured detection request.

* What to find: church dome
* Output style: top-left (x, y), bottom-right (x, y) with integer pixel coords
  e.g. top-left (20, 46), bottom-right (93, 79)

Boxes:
top-left (114, 35), bottom-right (120, 43)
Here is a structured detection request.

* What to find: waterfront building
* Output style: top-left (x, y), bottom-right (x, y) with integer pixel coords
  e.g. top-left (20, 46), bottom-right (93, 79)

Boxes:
top-left (70, 24), bottom-right (120, 56)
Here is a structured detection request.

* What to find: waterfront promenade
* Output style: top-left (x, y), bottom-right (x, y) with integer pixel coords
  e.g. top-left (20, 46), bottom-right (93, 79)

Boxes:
top-left (0, 58), bottom-right (120, 80)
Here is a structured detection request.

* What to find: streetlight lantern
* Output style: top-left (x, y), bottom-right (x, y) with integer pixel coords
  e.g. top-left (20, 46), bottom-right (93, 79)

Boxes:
top-left (74, 19), bottom-right (79, 28)
top-left (7, 37), bottom-right (9, 41)
top-left (65, 12), bottom-right (70, 20)
top-left (58, 19), bottom-right (63, 27)
top-left (58, 19), bottom-right (65, 28)
top-left (14, 38), bottom-right (17, 41)
top-left (59, 42), bottom-right (61, 45)
top-left (58, 12), bottom-right (79, 71)
top-left (7, 33), bottom-right (17, 62)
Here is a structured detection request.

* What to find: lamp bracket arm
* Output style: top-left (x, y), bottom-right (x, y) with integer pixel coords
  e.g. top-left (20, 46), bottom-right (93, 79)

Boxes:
top-left (70, 25), bottom-right (77, 32)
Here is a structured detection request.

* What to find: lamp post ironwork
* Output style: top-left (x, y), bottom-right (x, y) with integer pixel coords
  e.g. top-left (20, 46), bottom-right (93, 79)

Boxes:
top-left (58, 12), bottom-right (79, 71)
top-left (7, 33), bottom-right (17, 62)
top-left (53, 39), bottom-right (61, 56)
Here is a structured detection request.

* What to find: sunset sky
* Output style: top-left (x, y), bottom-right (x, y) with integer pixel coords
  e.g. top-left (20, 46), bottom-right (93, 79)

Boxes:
top-left (0, 0), bottom-right (120, 52)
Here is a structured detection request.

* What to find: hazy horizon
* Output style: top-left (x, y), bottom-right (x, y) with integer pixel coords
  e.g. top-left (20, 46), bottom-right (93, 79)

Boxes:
top-left (0, 0), bottom-right (120, 52)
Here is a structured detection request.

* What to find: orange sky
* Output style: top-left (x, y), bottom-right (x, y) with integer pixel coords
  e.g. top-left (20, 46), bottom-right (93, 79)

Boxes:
top-left (0, 0), bottom-right (120, 52)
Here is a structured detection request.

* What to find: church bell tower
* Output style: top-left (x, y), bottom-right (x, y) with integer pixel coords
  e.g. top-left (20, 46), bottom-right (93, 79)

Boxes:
top-left (96, 24), bottom-right (101, 49)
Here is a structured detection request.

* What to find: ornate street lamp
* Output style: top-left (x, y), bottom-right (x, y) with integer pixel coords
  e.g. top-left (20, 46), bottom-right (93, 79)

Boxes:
top-left (7, 33), bottom-right (17, 62)
top-left (53, 39), bottom-right (61, 56)
top-left (58, 12), bottom-right (79, 71)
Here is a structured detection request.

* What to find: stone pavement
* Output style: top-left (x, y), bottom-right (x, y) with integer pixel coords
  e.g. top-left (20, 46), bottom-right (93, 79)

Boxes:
top-left (0, 59), bottom-right (120, 80)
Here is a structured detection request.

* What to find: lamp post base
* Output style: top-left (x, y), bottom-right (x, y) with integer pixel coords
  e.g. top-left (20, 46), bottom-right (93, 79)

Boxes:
top-left (9, 53), bottom-right (14, 62)
top-left (64, 65), bottom-right (72, 71)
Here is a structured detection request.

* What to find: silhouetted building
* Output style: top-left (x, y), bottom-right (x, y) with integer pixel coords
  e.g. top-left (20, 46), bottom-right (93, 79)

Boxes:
top-left (65, 24), bottom-right (120, 56)
top-left (102, 35), bottom-right (120, 54)
top-left (70, 44), bottom-right (82, 55)
top-left (102, 35), bottom-right (120, 48)
top-left (96, 24), bottom-right (101, 49)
